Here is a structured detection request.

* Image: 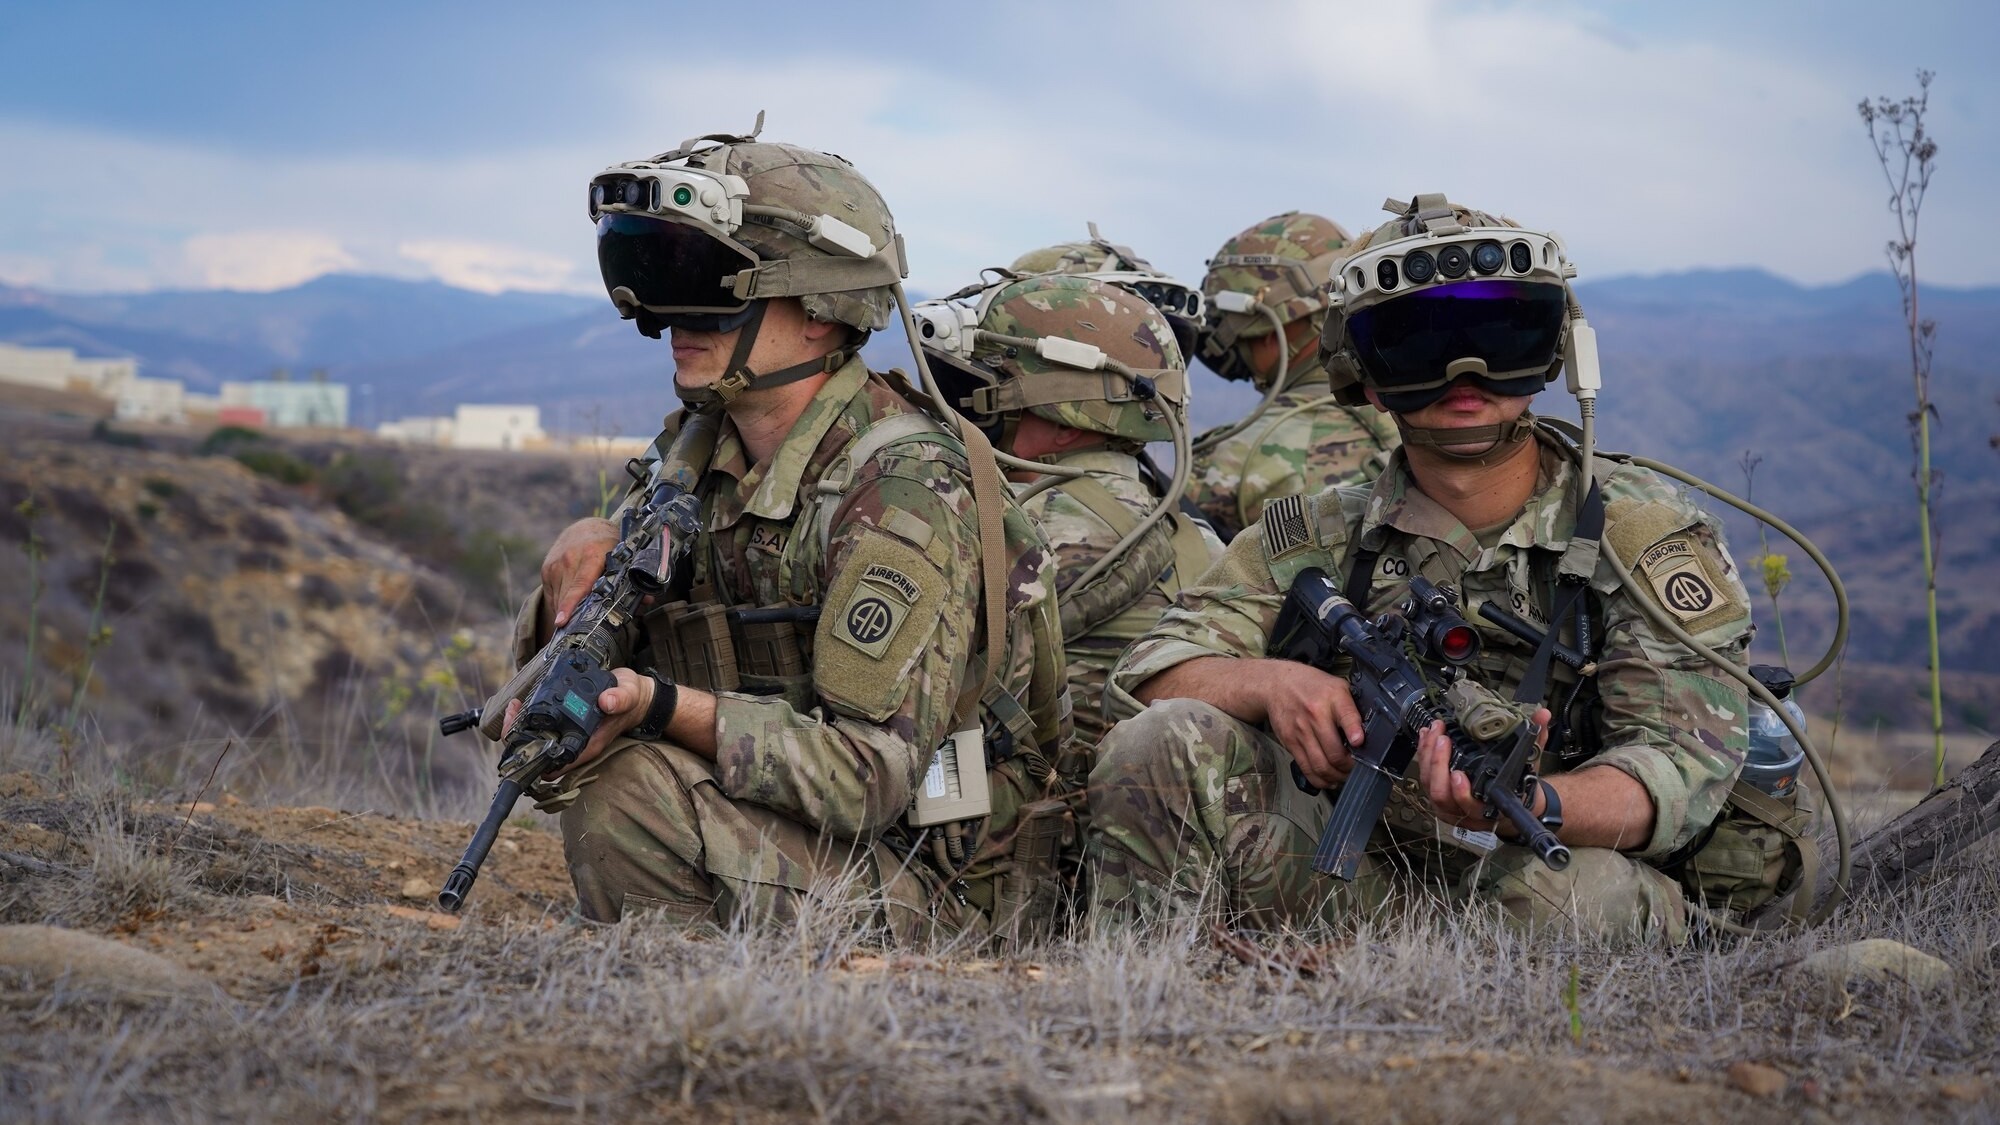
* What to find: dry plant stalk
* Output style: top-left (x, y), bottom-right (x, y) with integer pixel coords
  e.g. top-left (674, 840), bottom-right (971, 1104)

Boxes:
top-left (1859, 70), bottom-right (1945, 785)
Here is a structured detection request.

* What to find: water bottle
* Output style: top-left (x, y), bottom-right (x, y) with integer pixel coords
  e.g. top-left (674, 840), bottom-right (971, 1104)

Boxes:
top-left (1743, 664), bottom-right (1806, 797)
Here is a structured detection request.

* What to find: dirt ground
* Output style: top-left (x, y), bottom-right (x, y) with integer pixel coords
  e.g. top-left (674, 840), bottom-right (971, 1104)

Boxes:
top-left (4, 766), bottom-right (1997, 1124)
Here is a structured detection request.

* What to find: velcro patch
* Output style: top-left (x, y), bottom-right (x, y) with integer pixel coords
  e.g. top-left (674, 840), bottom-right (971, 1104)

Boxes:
top-left (1261, 494), bottom-right (1313, 560)
top-left (1635, 533), bottom-right (1737, 632)
top-left (814, 530), bottom-right (950, 721)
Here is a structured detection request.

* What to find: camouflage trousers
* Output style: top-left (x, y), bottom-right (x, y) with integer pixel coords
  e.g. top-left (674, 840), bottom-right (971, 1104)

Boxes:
top-left (1085, 699), bottom-right (1690, 945)
top-left (556, 738), bottom-right (987, 941)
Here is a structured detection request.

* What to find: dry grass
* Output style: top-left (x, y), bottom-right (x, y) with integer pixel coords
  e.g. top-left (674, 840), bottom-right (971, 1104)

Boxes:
top-left (4, 762), bottom-right (1998, 1124)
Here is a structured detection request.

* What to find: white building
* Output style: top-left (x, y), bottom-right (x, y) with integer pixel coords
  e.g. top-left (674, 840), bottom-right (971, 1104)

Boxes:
top-left (451, 404), bottom-right (545, 451)
top-left (0, 343), bottom-right (137, 394)
top-left (219, 375), bottom-right (349, 429)
top-left (377, 416), bottom-right (456, 445)
top-left (112, 374), bottom-right (190, 424)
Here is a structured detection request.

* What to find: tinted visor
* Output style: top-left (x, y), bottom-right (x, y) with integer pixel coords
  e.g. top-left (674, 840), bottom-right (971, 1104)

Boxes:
top-left (1346, 280), bottom-right (1567, 392)
top-left (596, 213), bottom-right (755, 314)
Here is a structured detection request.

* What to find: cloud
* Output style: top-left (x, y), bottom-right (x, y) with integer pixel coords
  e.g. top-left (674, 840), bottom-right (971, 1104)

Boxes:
top-left (397, 239), bottom-right (583, 293)
top-left (180, 230), bottom-right (358, 290)
top-left (0, 4), bottom-right (1992, 298)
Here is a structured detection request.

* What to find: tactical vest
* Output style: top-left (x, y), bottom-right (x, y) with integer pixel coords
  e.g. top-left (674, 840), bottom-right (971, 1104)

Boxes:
top-left (1053, 473), bottom-right (1218, 645)
top-left (637, 411), bottom-right (928, 698)
top-left (1257, 480), bottom-right (1608, 773)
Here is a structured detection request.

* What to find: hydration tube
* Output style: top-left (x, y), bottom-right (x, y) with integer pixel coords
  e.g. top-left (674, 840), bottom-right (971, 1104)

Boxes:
top-left (1190, 299), bottom-right (1292, 455)
top-left (1563, 308), bottom-right (1852, 929)
top-left (889, 281), bottom-right (1088, 483)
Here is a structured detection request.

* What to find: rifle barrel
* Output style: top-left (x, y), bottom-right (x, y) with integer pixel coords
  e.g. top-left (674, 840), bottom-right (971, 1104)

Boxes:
top-left (437, 778), bottom-right (524, 912)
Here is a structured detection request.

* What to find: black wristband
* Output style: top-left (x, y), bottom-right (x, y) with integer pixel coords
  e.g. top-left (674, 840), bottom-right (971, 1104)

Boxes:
top-left (629, 675), bottom-right (679, 740)
top-left (1537, 778), bottom-right (1564, 832)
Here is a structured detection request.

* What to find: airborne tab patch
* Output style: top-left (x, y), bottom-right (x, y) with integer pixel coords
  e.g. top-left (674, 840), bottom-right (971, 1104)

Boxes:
top-left (1261, 494), bottom-right (1313, 560)
top-left (860, 563), bottom-right (922, 604)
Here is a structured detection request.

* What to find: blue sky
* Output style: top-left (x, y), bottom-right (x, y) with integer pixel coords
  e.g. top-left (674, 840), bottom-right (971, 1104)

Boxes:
top-left (0, 0), bottom-right (1992, 296)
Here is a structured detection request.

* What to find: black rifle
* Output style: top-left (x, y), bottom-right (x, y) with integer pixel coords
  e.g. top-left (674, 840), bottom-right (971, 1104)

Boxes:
top-left (432, 410), bottom-right (719, 912)
top-left (1271, 567), bottom-right (1571, 879)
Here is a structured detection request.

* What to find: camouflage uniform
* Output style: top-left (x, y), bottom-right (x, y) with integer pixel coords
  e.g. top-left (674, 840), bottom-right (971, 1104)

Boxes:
top-left (521, 357), bottom-right (1070, 937)
top-left (1186, 363), bottom-right (1400, 541)
top-left (1089, 432), bottom-right (1753, 945)
top-left (1189, 212), bottom-right (1399, 540)
top-left (1018, 451), bottom-right (1222, 749)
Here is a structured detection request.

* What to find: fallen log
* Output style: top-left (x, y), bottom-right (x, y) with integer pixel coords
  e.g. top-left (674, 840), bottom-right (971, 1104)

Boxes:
top-left (1846, 739), bottom-right (2000, 899)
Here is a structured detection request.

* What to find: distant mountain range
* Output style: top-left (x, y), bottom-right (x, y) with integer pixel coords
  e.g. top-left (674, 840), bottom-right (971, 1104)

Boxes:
top-left (4, 266), bottom-right (1998, 675)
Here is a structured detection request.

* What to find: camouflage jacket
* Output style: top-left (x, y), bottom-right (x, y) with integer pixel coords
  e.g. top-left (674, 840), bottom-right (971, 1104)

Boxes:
top-left (1016, 447), bottom-right (1222, 750)
top-left (1187, 366), bottom-right (1399, 541)
top-left (514, 358), bottom-right (1070, 893)
top-left (1112, 431), bottom-right (1753, 860)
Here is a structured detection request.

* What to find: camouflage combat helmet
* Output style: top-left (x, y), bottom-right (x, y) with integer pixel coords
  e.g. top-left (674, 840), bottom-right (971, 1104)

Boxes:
top-left (1318, 193), bottom-right (1577, 409)
top-left (916, 274), bottom-right (1187, 446)
top-left (1198, 211), bottom-right (1354, 386)
top-left (1009, 224), bottom-right (1205, 360)
top-left (589, 114), bottom-right (908, 404)
top-left (1009, 222), bottom-right (1155, 277)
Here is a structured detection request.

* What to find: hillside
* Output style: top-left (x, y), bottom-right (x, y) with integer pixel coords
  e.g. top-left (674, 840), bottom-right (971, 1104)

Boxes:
top-left (5, 267), bottom-right (1998, 678)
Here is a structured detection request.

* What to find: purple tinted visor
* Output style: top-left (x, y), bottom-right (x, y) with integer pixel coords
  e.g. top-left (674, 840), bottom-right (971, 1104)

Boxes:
top-left (1346, 280), bottom-right (1567, 393)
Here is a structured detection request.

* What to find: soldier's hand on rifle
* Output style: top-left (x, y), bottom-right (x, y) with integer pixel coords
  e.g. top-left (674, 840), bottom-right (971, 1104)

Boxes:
top-left (1262, 661), bottom-right (1367, 790)
top-left (500, 669), bottom-right (657, 777)
top-left (1415, 707), bottom-right (1552, 832)
top-left (540, 517), bottom-right (621, 635)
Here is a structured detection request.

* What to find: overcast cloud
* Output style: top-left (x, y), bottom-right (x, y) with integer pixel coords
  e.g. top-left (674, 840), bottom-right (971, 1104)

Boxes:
top-left (0, 0), bottom-right (1992, 296)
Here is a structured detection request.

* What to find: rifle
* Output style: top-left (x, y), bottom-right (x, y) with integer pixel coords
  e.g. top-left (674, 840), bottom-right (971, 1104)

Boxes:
top-left (1270, 566), bottom-right (1571, 880)
top-left (432, 409), bottom-right (720, 912)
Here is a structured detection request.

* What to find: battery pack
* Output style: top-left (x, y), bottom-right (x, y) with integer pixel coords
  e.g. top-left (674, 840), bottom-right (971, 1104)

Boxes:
top-left (909, 727), bottom-right (992, 826)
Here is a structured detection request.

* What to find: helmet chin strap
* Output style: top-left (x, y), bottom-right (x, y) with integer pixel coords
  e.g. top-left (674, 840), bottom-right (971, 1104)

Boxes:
top-left (674, 300), bottom-right (858, 409)
top-left (1393, 411), bottom-right (1538, 460)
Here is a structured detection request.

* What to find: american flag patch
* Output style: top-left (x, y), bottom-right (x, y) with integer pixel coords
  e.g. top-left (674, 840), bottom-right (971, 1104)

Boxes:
top-left (1261, 495), bottom-right (1313, 559)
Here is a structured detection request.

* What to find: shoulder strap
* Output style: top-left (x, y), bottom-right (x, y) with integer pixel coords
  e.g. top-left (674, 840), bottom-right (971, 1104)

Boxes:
top-left (813, 411), bottom-right (949, 557)
top-left (1054, 475), bottom-right (1141, 538)
top-left (958, 422), bottom-right (1013, 737)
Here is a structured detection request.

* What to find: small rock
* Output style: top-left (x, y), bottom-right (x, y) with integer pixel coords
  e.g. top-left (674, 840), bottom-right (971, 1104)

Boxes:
top-left (1728, 1061), bottom-right (1787, 1098)
top-left (0, 924), bottom-right (212, 998)
top-left (398, 876), bottom-right (432, 901)
top-left (381, 905), bottom-right (459, 930)
top-left (0, 772), bottom-right (42, 799)
top-left (1796, 939), bottom-right (1956, 993)
top-left (1940, 1078), bottom-right (1985, 1101)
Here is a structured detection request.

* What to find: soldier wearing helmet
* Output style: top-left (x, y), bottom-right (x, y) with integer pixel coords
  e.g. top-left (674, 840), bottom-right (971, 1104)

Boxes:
top-left (508, 120), bottom-right (1070, 938)
top-left (1086, 195), bottom-right (1755, 946)
top-left (1007, 223), bottom-right (1208, 365)
top-left (1187, 212), bottom-right (1400, 541)
top-left (917, 274), bottom-right (1223, 753)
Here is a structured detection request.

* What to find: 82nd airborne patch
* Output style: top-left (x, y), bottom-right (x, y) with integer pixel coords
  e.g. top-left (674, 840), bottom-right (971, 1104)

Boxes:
top-left (1635, 535), bottom-right (1735, 631)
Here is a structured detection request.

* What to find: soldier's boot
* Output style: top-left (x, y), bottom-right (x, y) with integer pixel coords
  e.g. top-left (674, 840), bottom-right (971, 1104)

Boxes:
top-left (1458, 845), bottom-right (1690, 947)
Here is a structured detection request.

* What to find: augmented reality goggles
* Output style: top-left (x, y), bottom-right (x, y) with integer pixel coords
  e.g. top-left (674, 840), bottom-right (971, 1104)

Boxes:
top-left (588, 161), bottom-right (900, 333)
top-left (1089, 271), bottom-right (1203, 359)
top-left (1343, 279), bottom-right (1567, 412)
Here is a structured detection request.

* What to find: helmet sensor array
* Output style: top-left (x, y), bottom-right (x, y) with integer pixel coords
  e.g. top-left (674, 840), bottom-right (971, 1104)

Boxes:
top-left (1369, 236), bottom-right (1548, 293)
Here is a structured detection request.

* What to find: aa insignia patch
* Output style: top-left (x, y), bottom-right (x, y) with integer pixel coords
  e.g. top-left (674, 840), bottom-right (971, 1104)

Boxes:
top-left (1636, 535), bottom-right (1735, 630)
top-left (835, 593), bottom-right (908, 658)
top-left (1261, 494), bottom-right (1313, 560)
